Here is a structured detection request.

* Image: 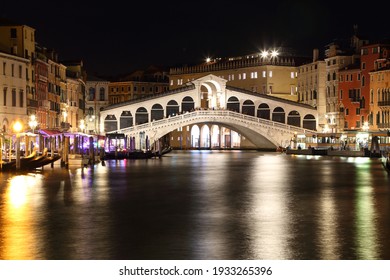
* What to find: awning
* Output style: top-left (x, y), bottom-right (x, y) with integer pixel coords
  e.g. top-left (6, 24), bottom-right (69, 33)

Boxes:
top-left (38, 129), bottom-right (63, 136)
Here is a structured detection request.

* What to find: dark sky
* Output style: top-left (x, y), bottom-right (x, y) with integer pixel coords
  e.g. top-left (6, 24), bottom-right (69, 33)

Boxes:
top-left (2, 0), bottom-right (389, 77)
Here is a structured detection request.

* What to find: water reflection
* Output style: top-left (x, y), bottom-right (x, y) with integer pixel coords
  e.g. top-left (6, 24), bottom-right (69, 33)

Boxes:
top-left (0, 151), bottom-right (389, 260)
top-left (1, 173), bottom-right (44, 259)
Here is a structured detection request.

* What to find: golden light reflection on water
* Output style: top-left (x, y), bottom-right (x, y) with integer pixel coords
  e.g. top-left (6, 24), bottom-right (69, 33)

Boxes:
top-left (1, 174), bottom-right (43, 259)
top-left (250, 155), bottom-right (291, 259)
top-left (354, 159), bottom-right (379, 259)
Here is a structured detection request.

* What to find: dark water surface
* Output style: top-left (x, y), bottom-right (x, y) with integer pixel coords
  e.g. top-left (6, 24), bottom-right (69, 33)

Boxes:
top-left (1, 150), bottom-right (389, 260)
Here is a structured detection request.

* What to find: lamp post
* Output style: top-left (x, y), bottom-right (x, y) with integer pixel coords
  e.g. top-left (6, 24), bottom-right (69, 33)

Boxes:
top-left (28, 114), bottom-right (37, 134)
top-left (79, 119), bottom-right (85, 133)
top-left (13, 121), bottom-right (23, 170)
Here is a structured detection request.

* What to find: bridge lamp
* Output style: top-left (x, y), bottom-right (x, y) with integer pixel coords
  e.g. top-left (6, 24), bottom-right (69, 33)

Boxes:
top-left (29, 114), bottom-right (38, 134)
top-left (260, 50), bottom-right (269, 59)
top-left (206, 57), bottom-right (211, 63)
top-left (271, 49), bottom-right (279, 58)
top-left (79, 119), bottom-right (85, 133)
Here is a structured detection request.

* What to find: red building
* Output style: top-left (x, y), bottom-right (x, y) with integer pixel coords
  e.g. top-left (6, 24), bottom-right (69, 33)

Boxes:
top-left (339, 65), bottom-right (362, 129)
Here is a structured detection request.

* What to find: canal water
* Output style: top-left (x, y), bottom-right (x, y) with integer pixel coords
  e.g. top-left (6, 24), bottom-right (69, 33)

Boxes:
top-left (0, 150), bottom-right (389, 260)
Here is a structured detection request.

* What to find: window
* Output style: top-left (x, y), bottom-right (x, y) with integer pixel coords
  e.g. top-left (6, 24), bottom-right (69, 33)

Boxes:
top-left (362, 62), bottom-right (366, 70)
top-left (262, 71), bottom-right (266, 78)
top-left (2, 62), bottom-right (5, 75)
top-left (19, 90), bottom-right (24, 107)
top-left (12, 89), bottom-right (16, 106)
top-left (290, 72), bottom-right (294, 78)
top-left (269, 71), bottom-right (272, 78)
top-left (242, 73), bottom-right (246, 79)
top-left (345, 108), bottom-right (349, 115)
top-left (99, 87), bottom-right (105, 101)
top-left (10, 28), bottom-right (17, 38)
top-left (11, 64), bottom-right (14, 77)
top-left (251, 72), bottom-right (257, 79)
top-left (3, 88), bottom-right (7, 105)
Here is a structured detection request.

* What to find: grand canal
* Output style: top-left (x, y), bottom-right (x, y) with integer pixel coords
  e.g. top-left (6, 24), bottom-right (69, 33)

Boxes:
top-left (0, 150), bottom-right (389, 260)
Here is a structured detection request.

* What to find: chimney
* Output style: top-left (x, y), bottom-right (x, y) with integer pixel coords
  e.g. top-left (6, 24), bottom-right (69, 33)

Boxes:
top-left (313, 48), bottom-right (319, 62)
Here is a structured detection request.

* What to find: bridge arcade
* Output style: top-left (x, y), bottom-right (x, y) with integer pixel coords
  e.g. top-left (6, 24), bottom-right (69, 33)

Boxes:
top-left (100, 75), bottom-right (318, 150)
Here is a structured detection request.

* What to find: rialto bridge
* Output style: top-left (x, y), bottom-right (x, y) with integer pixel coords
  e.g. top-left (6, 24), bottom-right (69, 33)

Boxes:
top-left (100, 74), bottom-right (318, 150)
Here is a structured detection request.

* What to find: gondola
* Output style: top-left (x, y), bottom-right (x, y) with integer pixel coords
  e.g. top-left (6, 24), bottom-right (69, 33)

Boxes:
top-left (0, 152), bottom-right (61, 172)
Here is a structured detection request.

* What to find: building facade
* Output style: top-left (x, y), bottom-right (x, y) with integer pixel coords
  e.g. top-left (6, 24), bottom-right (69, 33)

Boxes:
top-left (86, 77), bottom-right (110, 134)
top-left (0, 51), bottom-right (29, 133)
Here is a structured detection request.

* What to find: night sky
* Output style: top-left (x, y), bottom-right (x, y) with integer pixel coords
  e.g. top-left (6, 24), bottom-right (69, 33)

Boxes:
top-left (2, 0), bottom-right (389, 77)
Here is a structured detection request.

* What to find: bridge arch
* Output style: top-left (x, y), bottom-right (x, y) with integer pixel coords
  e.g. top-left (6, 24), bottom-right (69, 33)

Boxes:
top-left (303, 114), bottom-right (316, 130)
top-left (272, 107), bottom-right (285, 123)
top-left (135, 107), bottom-right (148, 125)
top-left (120, 111), bottom-right (133, 129)
top-left (151, 104), bottom-right (164, 121)
top-left (227, 96), bottom-right (240, 112)
top-left (104, 114), bottom-right (118, 132)
top-left (166, 100), bottom-right (179, 117)
top-left (257, 103), bottom-right (270, 119)
top-left (181, 96), bottom-right (195, 113)
top-left (242, 100), bottom-right (255, 116)
top-left (287, 110), bottom-right (301, 127)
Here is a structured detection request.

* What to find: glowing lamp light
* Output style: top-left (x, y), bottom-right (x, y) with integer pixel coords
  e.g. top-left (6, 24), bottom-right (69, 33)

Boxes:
top-left (271, 50), bottom-right (279, 57)
top-left (260, 50), bottom-right (269, 58)
top-left (28, 115), bottom-right (38, 133)
top-left (13, 121), bottom-right (23, 133)
top-left (206, 57), bottom-right (211, 63)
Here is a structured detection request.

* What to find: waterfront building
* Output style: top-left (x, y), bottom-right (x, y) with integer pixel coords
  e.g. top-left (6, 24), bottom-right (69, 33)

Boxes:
top-left (297, 49), bottom-right (327, 130)
top-left (338, 64), bottom-right (362, 129)
top-left (168, 48), bottom-right (310, 101)
top-left (62, 60), bottom-right (87, 133)
top-left (0, 18), bottom-right (37, 117)
top-left (369, 59), bottom-right (390, 130)
top-left (0, 51), bottom-right (29, 133)
top-left (108, 66), bottom-right (169, 105)
top-left (86, 76), bottom-right (110, 134)
top-left (46, 51), bottom-right (65, 129)
top-left (34, 45), bottom-right (49, 130)
top-left (361, 42), bottom-right (390, 130)
top-left (323, 37), bottom-right (363, 132)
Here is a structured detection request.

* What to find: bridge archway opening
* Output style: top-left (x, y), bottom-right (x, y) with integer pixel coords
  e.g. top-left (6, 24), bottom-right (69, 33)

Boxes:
top-left (167, 100), bottom-right (179, 117)
top-left (227, 96), bottom-right (240, 112)
top-left (182, 96), bottom-right (195, 113)
top-left (242, 100), bottom-right (255, 116)
top-left (191, 125), bottom-right (200, 148)
top-left (287, 110), bottom-right (301, 127)
top-left (120, 111), bottom-right (133, 129)
top-left (272, 107), bottom-right (285, 123)
top-left (303, 114), bottom-right (316, 130)
top-left (135, 107), bottom-right (148, 125)
top-left (151, 104), bottom-right (164, 121)
top-left (257, 103), bottom-right (270, 119)
top-left (104, 114), bottom-right (118, 132)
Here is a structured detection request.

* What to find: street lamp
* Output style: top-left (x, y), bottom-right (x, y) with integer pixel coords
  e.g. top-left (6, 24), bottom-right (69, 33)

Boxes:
top-left (28, 114), bottom-right (38, 133)
top-left (79, 119), bottom-right (85, 133)
top-left (13, 121), bottom-right (23, 170)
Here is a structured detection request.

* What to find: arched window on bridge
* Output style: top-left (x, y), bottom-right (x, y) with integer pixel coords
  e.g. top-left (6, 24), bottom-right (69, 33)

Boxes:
top-left (151, 104), bottom-right (164, 121)
top-left (257, 103), bottom-right (270, 120)
top-left (104, 114), bottom-right (117, 132)
top-left (242, 100), bottom-right (255, 116)
top-left (272, 107), bottom-right (285, 124)
top-left (287, 110), bottom-right (301, 127)
top-left (135, 107), bottom-right (148, 125)
top-left (227, 96), bottom-right (239, 112)
top-left (120, 111), bottom-right (133, 129)
top-left (181, 96), bottom-right (195, 113)
top-left (166, 100), bottom-right (179, 117)
top-left (303, 114), bottom-right (316, 130)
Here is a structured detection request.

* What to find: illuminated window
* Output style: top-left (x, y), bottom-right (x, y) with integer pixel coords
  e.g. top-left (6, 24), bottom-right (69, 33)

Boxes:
top-left (243, 73), bottom-right (246, 79)
top-left (262, 71), bottom-right (266, 77)
top-left (269, 71), bottom-right (272, 78)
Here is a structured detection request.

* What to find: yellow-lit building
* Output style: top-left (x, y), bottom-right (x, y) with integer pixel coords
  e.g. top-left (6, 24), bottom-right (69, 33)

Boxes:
top-left (369, 65), bottom-right (390, 130)
top-left (167, 49), bottom-right (311, 149)
top-left (0, 19), bottom-right (37, 118)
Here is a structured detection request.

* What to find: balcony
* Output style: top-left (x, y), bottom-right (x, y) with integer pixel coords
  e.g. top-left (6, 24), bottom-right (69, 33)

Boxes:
top-left (27, 99), bottom-right (39, 108)
top-left (378, 101), bottom-right (390, 107)
top-left (61, 122), bottom-right (71, 131)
